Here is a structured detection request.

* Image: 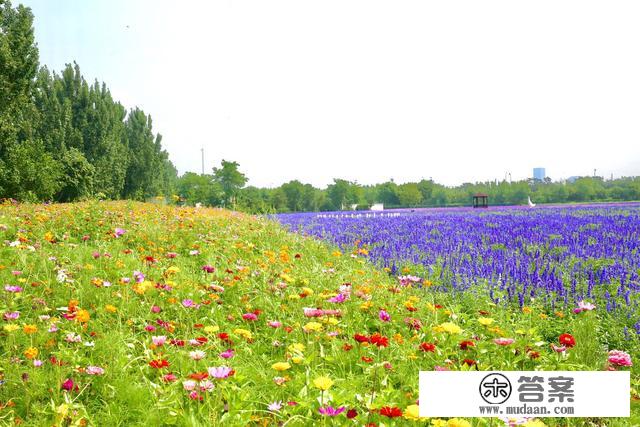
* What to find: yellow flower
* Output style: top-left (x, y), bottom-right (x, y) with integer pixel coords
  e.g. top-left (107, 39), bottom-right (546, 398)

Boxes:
top-left (522, 306), bottom-right (533, 314)
top-left (234, 328), bottom-right (253, 340)
top-left (523, 420), bottom-right (547, 427)
top-left (288, 343), bottom-right (305, 354)
top-left (165, 266), bottom-right (180, 275)
top-left (105, 304), bottom-right (117, 313)
top-left (23, 324), bottom-right (38, 334)
top-left (331, 250), bottom-right (342, 257)
top-left (360, 301), bottom-right (373, 311)
top-left (288, 294), bottom-right (301, 301)
top-left (431, 420), bottom-right (447, 427)
top-left (291, 356), bottom-right (304, 364)
top-left (75, 309), bottom-right (90, 323)
top-left (24, 347), bottom-right (38, 359)
top-left (272, 362), bottom-right (291, 371)
top-left (478, 317), bottom-right (494, 326)
top-left (204, 325), bottom-right (220, 334)
top-left (301, 287), bottom-right (314, 296)
top-left (313, 376), bottom-right (333, 390)
top-left (403, 404), bottom-right (426, 421)
top-left (4, 324), bottom-right (20, 332)
top-left (435, 322), bottom-right (462, 334)
top-left (393, 333), bottom-right (405, 344)
top-left (303, 322), bottom-right (323, 333)
top-left (447, 419), bottom-right (471, 427)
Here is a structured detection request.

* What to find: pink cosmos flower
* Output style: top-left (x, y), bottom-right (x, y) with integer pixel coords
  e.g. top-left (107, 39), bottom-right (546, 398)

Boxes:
top-left (189, 350), bottom-right (206, 361)
top-left (199, 380), bottom-right (215, 391)
top-left (318, 406), bottom-right (346, 416)
top-left (152, 336), bottom-right (167, 346)
top-left (608, 350), bottom-right (632, 367)
top-left (151, 305), bottom-right (162, 313)
top-left (219, 349), bottom-right (234, 359)
top-left (182, 299), bottom-right (196, 308)
top-left (207, 366), bottom-right (233, 379)
top-left (4, 285), bottom-right (22, 293)
top-left (183, 380), bottom-right (197, 391)
top-left (33, 359), bottom-right (43, 367)
top-left (493, 338), bottom-right (515, 346)
top-left (551, 344), bottom-right (566, 353)
top-left (327, 293), bottom-right (348, 303)
top-left (86, 366), bottom-right (105, 375)
top-left (574, 300), bottom-right (596, 314)
top-left (379, 310), bottom-right (391, 322)
top-left (162, 373), bottom-right (177, 383)
top-left (268, 401), bottom-right (283, 412)
top-left (166, 252), bottom-right (178, 258)
top-left (268, 320), bottom-right (282, 328)
top-left (3, 311), bottom-right (20, 320)
top-left (434, 365), bottom-right (450, 371)
top-left (114, 228), bottom-right (126, 237)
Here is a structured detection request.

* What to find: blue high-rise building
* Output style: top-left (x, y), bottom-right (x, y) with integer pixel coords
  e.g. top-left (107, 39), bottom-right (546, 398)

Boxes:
top-left (533, 168), bottom-right (545, 181)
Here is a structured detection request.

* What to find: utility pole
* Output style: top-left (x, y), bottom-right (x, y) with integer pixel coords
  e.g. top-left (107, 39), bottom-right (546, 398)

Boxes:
top-left (201, 148), bottom-right (205, 175)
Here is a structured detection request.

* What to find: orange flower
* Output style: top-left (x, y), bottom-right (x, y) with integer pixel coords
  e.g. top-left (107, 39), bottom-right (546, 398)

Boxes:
top-left (75, 309), bottom-right (90, 323)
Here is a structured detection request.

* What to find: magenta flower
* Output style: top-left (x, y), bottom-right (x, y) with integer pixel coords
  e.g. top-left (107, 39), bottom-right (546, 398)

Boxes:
top-left (152, 336), bottom-right (167, 346)
top-left (201, 265), bottom-right (215, 273)
top-left (4, 285), bottom-right (22, 293)
top-left (242, 313), bottom-right (258, 321)
top-left (268, 320), bottom-right (282, 328)
top-left (182, 299), bottom-right (195, 308)
top-left (61, 378), bottom-right (75, 391)
top-left (219, 349), bottom-right (234, 359)
top-left (318, 406), bottom-right (346, 416)
top-left (327, 293), bottom-right (348, 303)
top-left (379, 310), bottom-right (391, 322)
top-left (608, 350), bottom-right (632, 367)
top-left (574, 300), bottom-right (596, 314)
top-left (114, 227), bottom-right (126, 237)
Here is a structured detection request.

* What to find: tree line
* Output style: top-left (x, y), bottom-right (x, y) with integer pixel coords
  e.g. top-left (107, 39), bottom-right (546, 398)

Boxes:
top-left (0, 1), bottom-right (176, 202)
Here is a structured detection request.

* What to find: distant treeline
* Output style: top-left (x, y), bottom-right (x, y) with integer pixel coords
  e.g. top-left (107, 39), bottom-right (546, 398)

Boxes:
top-left (177, 171), bottom-right (640, 214)
top-left (0, 1), bottom-right (176, 202)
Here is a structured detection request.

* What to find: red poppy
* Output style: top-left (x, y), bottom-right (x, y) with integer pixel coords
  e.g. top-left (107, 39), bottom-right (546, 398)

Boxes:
top-left (149, 359), bottom-right (169, 369)
top-left (459, 340), bottom-right (475, 350)
top-left (558, 333), bottom-right (576, 348)
top-left (379, 406), bottom-right (403, 418)
top-left (354, 333), bottom-right (370, 343)
top-left (419, 342), bottom-right (436, 352)
top-left (463, 358), bottom-right (477, 366)
top-left (370, 333), bottom-right (388, 348)
top-left (218, 333), bottom-right (230, 342)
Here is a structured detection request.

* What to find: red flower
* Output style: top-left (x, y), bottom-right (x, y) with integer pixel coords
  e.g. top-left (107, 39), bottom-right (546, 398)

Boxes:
top-left (419, 342), bottom-right (436, 352)
top-left (342, 343), bottom-right (354, 351)
top-left (405, 306), bottom-right (418, 312)
top-left (558, 333), bottom-right (576, 348)
top-left (218, 333), bottom-right (231, 342)
top-left (195, 336), bottom-right (208, 344)
top-left (463, 358), bottom-right (477, 366)
top-left (170, 339), bottom-right (185, 347)
top-left (528, 350), bottom-right (540, 359)
top-left (370, 333), bottom-right (389, 348)
top-left (346, 409), bottom-right (358, 419)
top-left (149, 359), bottom-right (169, 369)
top-left (478, 310), bottom-right (490, 315)
top-left (188, 371), bottom-right (209, 381)
top-left (459, 340), bottom-right (475, 350)
top-left (361, 356), bottom-right (374, 363)
top-left (354, 333), bottom-right (370, 343)
top-left (379, 406), bottom-right (403, 418)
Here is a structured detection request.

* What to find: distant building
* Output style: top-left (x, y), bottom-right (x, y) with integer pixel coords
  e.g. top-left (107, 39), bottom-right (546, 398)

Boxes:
top-left (533, 168), bottom-right (546, 181)
top-left (370, 203), bottom-right (384, 211)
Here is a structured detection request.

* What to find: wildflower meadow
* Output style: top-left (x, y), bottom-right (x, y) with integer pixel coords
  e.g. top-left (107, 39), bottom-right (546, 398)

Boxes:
top-left (0, 201), bottom-right (637, 426)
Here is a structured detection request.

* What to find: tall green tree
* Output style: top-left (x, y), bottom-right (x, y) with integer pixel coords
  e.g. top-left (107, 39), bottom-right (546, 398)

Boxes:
top-left (212, 160), bottom-right (247, 207)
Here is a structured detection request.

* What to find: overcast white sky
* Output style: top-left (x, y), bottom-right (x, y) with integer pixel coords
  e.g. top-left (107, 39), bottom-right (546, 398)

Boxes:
top-left (19, 0), bottom-right (640, 188)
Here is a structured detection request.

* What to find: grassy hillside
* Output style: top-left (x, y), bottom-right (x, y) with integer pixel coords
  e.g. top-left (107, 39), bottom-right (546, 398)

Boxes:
top-left (0, 202), bottom-right (635, 426)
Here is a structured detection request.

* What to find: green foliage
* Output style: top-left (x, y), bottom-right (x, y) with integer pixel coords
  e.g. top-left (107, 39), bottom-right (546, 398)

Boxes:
top-left (0, 1), bottom-right (177, 203)
top-left (212, 159), bottom-right (247, 207)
